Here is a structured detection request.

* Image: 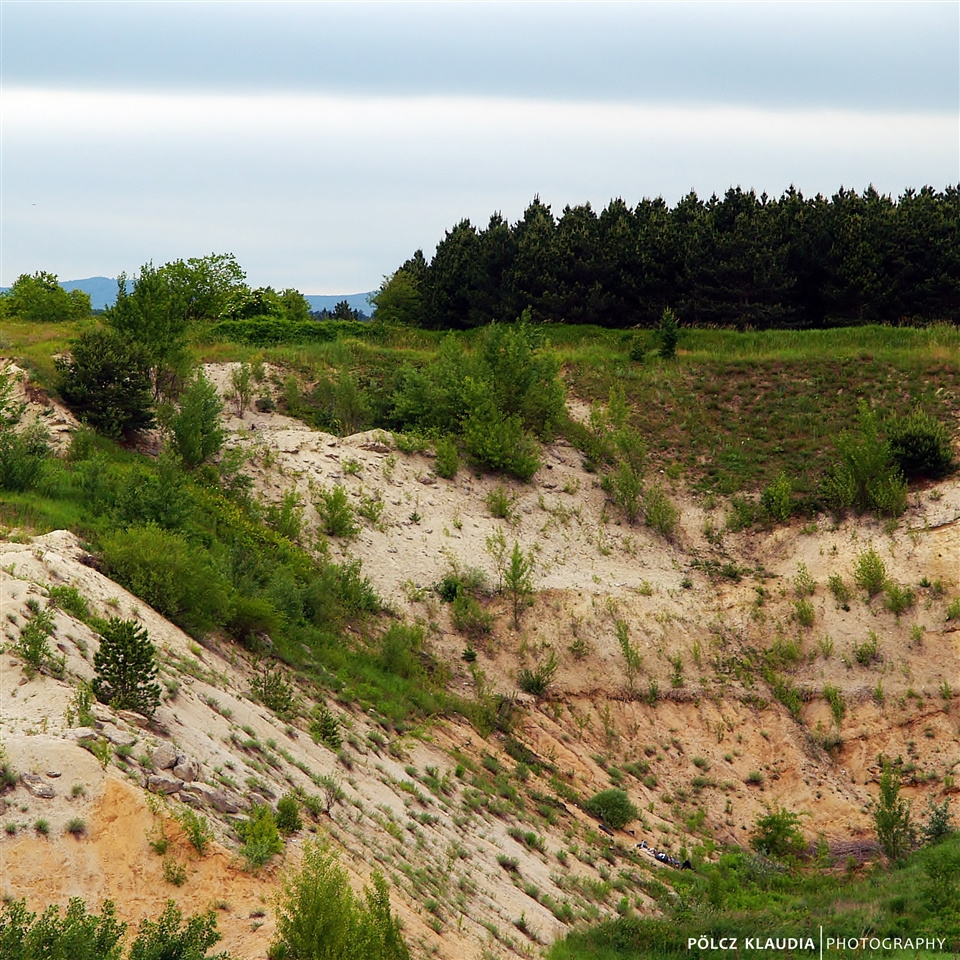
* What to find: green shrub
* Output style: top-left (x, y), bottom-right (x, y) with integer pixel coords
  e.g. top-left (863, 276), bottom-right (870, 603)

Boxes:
top-left (883, 581), bottom-right (915, 618)
top-left (485, 485), bottom-right (514, 519)
top-left (275, 793), bottom-right (303, 836)
top-left (583, 788), bottom-right (638, 830)
top-left (452, 593), bottom-right (494, 638)
top-left (237, 805), bottom-right (284, 870)
top-left (874, 758), bottom-right (914, 862)
top-left (793, 598), bottom-right (815, 628)
top-left (750, 804), bottom-right (806, 860)
top-left (271, 838), bottom-right (410, 960)
top-left (175, 808), bottom-right (214, 857)
top-left (947, 598), bottom-right (960, 621)
top-left (887, 408), bottom-right (956, 479)
top-left (315, 485), bottom-right (359, 538)
top-left (610, 462), bottom-right (643, 523)
top-left (126, 900), bottom-right (225, 960)
top-left (251, 665), bottom-right (297, 718)
top-left (463, 404), bottom-right (540, 481)
top-left (854, 631), bottom-right (881, 666)
top-left (100, 524), bottom-right (231, 636)
top-left (13, 606), bottom-right (60, 677)
top-left (56, 328), bottom-right (155, 439)
top-left (822, 401), bottom-right (907, 518)
top-left (517, 651), bottom-right (559, 698)
top-left (644, 485), bottom-right (678, 539)
top-left (0, 422), bottom-right (50, 492)
top-left (823, 684), bottom-right (846, 724)
top-left (0, 897), bottom-right (126, 960)
top-left (92, 618), bottom-right (161, 719)
top-left (760, 471), bottom-right (793, 522)
top-left (852, 547), bottom-right (887, 597)
top-left (656, 307), bottom-right (680, 360)
top-left (434, 436), bottom-right (459, 479)
top-left (167, 370), bottom-right (224, 468)
top-left (309, 703), bottom-right (343, 750)
top-left (827, 573), bottom-right (851, 609)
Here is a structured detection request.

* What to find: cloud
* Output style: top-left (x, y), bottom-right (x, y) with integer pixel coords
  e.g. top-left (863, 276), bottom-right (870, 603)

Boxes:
top-left (3, 85), bottom-right (956, 290)
top-left (2, 1), bottom-right (957, 112)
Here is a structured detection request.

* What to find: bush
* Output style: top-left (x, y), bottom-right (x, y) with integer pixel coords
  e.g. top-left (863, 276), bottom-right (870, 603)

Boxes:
top-left (822, 401), bottom-right (907, 518)
top-left (167, 370), bottom-right (224, 468)
top-left (275, 793), bottom-right (303, 835)
top-left (13, 606), bottom-right (60, 677)
top-left (315, 485), bottom-right (359, 538)
top-left (237, 805), bottom-right (284, 870)
top-left (656, 307), bottom-right (680, 360)
top-left (271, 839), bottom-right (410, 960)
top-left (0, 422), bottom-right (50, 492)
top-left (56, 328), bottom-right (155, 438)
top-left (434, 436), bottom-right (459, 479)
top-left (309, 703), bottom-right (343, 750)
top-left (100, 524), bottom-right (231, 636)
top-left (0, 897), bottom-right (126, 960)
top-left (126, 900), bottom-right (226, 960)
top-left (750, 804), bottom-right (806, 860)
top-left (887, 408), bottom-right (955, 479)
top-left (251, 665), bottom-right (297, 718)
top-left (644, 485), bottom-right (678, 539)
top-left (852, 547), bottom-right (887, 597)
top-left (92, 618), bottom-right (161, 719)
top-left (584, 788), bottom-right (638, 830)
top-left (874, 758), bottom-right (914, 863)
top-left (517, 650), bottom-right (559, 698)
top-left (175, 808), bottom-right (214, 856)
top-left (883, 581), bottom-right (915, 618)
top-left (760, 471), bottom-right (793, 522)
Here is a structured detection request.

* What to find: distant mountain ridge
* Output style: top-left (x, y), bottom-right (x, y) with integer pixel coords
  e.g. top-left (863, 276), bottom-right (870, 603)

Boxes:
top-left (1, 277), bottom-right (375, 315)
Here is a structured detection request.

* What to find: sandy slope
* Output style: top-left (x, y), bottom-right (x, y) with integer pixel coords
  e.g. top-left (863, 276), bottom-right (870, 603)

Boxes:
top-left (0, 362), bottom-right (958, 958)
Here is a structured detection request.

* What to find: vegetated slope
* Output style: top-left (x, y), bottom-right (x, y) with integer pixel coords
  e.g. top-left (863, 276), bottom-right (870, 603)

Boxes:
top-left (1, 359), bottom-right (958, 959)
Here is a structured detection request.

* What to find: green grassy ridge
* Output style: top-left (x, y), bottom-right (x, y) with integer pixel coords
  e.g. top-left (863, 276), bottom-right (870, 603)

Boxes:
top-left (548, 837), bottom-right (960, 960)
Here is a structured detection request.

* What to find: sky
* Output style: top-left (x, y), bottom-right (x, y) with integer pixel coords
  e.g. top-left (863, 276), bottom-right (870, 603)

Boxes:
top-left (1, 1), bottom-right (958, 294)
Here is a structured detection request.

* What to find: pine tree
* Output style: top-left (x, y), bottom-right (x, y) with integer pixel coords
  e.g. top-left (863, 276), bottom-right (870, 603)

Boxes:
top-left (93, 618), bottom-right (161, 719)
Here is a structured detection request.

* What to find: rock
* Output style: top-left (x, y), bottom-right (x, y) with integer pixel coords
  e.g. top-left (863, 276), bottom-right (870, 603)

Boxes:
top-left (20, 773), bottom-right (55, 799)
top-left (418, 475), bottom-right (436, 485)
top-left (151, 744), bottom-right (179, 771)
top-left (66, 727), bottom-right (101, 746)
top-left (147, 775), bottom-right (184, 795)
top-left (361, 442), bottom-right (391, 454)
top-left (180, 782), bottom-right (244, 814)
top-left (102, 725), bottom-right (136, 748)
top-left (173, 757), bottom-right (200, 783)
top-left (46, 771), bottom-right (61, 778)
top-left (178, 790), bottom-right (203, 807)
top-left (117, 709), bottom-right (151, 729)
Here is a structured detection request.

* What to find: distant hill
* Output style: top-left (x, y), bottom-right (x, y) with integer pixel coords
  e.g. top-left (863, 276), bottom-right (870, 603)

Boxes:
top-left (60, 276), bottom-right (119, 310)
top-left (304, 292), bottom-right (375, 315)
top-left (1, 280), bottom-right (376, 316)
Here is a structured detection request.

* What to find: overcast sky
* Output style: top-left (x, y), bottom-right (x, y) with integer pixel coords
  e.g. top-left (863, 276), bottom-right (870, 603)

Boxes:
top-left (1, 1), bottom-right (958, 294)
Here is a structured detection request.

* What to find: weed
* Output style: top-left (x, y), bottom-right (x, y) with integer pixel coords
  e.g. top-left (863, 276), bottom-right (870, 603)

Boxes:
top-left (315, 484), bottom-right (359, 538)
top-left (66, 817), bottom-right (86, 837)
top-left (485, 485), bottom-right (514, 520)
top-left (828, 574), bottom-right (852, 609)
top-left (854, 631), bottom-right (882, 666)
top-left (852, 547), bottom-right (887, 597)
top-left (163, 857), bottom-right (187, 886)
top-left (175, 807), bottom-right (214, 856)
top-left (823, 684), bottom-right (846, 724)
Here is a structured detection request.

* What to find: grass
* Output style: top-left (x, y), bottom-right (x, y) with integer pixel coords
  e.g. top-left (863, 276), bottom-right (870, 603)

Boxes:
top-left (548, 833), bottom-right (960, 960)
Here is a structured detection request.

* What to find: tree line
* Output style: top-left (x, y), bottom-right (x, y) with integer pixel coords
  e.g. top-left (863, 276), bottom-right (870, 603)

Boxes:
top-left (374, 185), bottom-right (960, 330)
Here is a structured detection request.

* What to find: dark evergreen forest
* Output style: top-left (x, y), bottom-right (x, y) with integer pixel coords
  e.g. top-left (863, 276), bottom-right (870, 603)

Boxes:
top-left (387, 186), bottom-right (960, 330)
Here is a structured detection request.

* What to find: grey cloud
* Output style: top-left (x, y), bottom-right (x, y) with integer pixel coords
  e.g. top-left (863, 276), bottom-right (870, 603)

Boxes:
top-left (2, 1), bottom-right (957, 113)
